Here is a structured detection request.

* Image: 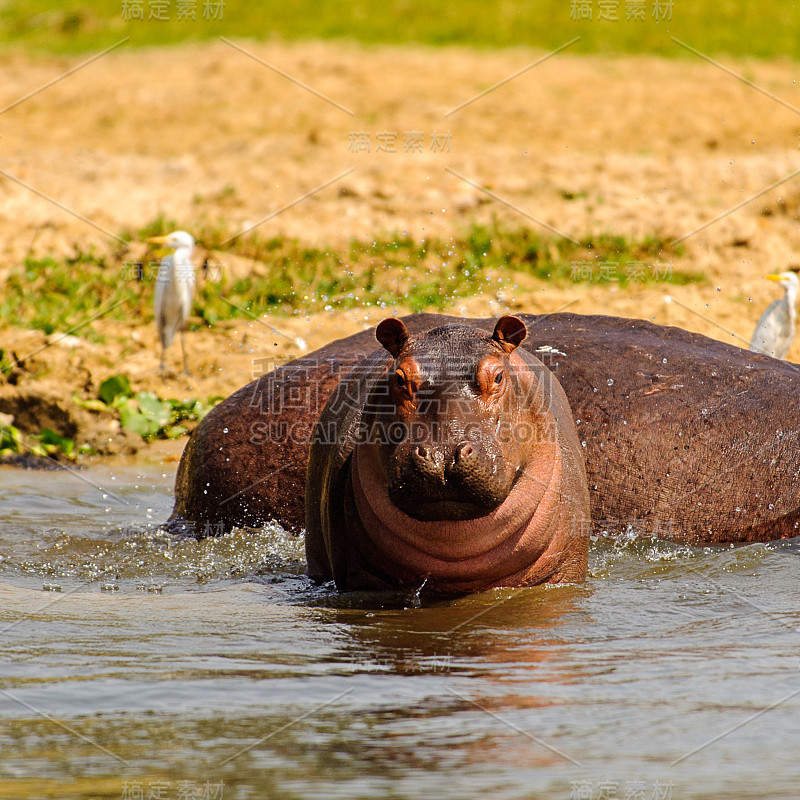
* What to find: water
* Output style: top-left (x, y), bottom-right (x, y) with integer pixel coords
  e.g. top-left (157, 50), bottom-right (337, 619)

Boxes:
top-left (1, 462), bottom-right (799, 799)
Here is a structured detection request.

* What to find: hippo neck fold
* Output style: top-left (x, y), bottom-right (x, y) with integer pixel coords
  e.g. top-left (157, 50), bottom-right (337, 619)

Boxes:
top-left (347, 440), bottom-right (568, 589)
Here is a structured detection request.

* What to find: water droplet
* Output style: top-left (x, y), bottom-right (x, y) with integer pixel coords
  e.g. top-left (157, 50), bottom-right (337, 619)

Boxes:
top-left (581, 441), bottom-right (587, 447)
top-left (662, 358), bottom-right (668, 364)
top-left (223, 427), bottom-right (229, 434)
top-left (607, 378), bottom-right (614, 386)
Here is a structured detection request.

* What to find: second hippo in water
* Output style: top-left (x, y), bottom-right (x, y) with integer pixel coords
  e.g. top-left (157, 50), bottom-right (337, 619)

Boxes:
top-left (305, 316), bottom-right (591, 592)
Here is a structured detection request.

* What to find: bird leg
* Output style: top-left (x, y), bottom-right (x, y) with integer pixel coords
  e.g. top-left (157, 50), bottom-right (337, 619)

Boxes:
top-left (159, 345), bottom-right (169, 380)
top-left (180, 328), bottom-right (192, 376)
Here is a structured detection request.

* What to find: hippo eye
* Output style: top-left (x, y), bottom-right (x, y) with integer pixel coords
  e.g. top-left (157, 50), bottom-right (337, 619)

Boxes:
top-left (395, 369), bottom-right (407, 387)
top-left (494, 371), bottom-right (504, 385)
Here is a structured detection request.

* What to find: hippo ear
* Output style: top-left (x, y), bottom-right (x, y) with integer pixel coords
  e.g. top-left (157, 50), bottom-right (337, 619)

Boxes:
top-left (376, 318), bottom-right (410, 358)
top-left (492, 315), bottom-right (527, 352)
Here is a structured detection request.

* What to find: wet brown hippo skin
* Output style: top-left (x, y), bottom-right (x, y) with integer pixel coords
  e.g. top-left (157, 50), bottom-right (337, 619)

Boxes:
top-left (304, 317), bottom-right (591, 592)
top-left (168, 312), bottom-right (800, 548)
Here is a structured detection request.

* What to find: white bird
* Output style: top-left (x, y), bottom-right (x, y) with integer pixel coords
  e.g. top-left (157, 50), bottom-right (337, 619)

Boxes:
top-left (749, 269), bottom-right (799, 360)
top-left (147, 231), bottom-right (196, 376)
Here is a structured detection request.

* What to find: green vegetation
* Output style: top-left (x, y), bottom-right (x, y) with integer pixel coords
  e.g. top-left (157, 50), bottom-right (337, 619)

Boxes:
top-left (0, 374), bottom-right (221, 461)
top-left (0, 0), bottom-right (796, 59)
top-left (0, 250), bottom-right (141, 339)
top-left (0, 222), bottom-right (699, 336)
top-left (80, 375), bottom-right (222, 440)
top-left (0, 420), bottom-right (24, 457)
top-left (0, 420), bottom-right (82, 460)
top-left (0, 349), bottom-right (17, 380)
top-left (0, 376), bottom-right (221, 462)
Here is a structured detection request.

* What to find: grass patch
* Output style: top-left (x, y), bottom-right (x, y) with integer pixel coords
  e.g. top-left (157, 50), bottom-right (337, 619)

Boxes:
top-left (0, 378), bottom-right (223, 462)
top-left (0, 221), bottom-right (701, 338)
top-left (0, 1), bottom-right (797, 59)
top-left (76, 376), bottom-right (222, 441)
top-left (0, 249), bottom-right (139, 339)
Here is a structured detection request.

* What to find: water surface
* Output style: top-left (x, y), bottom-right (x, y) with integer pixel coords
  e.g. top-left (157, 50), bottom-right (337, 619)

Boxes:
top-left (1, 462), bottom-right (798, 799)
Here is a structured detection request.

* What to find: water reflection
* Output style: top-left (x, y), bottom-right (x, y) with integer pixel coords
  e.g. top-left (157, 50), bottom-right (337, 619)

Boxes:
top-left (317, 583), bottom-right (591, 676)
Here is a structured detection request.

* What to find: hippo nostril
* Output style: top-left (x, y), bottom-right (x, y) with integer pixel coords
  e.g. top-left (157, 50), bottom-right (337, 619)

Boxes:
top-left (414, 445), bottom-right (431, 462)
top-left (455, 442), bottom-right (476, 462)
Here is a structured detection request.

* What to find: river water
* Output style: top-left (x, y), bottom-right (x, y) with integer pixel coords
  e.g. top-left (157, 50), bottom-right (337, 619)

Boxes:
top-left (1, 459), bottom-right (798, 800)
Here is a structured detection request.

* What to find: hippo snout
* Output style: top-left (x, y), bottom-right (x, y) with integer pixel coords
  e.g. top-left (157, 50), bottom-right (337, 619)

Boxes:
top-left (408, 441), bottom-right (489, 485)
top-left (388, 438), bottom-right (512, 521)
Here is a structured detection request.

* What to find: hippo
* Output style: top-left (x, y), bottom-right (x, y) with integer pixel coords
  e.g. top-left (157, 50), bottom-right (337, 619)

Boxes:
top-left (304, 316), bottom-right (590, 592)
top-left (168, 313), bottom-right (800, 588)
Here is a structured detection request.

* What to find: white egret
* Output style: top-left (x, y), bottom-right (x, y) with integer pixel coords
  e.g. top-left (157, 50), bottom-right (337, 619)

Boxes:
top-left (147, 231), bottom-right (196, 375)
top-left (749, 269), bottom-right (799, 360)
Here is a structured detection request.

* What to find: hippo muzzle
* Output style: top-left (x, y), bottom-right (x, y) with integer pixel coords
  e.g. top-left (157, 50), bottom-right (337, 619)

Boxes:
top-left (386, 428), bottom-right (517, 521)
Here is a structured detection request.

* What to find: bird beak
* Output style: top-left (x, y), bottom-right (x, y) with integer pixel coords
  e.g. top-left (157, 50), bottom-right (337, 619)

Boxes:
top-left (147, 235), bottom-right (169, 245)
top-left (765, 274), bottom-right (782, 282)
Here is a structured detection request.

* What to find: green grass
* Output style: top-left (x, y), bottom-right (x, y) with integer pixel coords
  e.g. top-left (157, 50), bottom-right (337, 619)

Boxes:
top-left (0, 250), bottom-right (141, 340)
top-left (0, 221), bottom-right (700, 337)
top-left (0, 1), bottom-right (797, 59)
